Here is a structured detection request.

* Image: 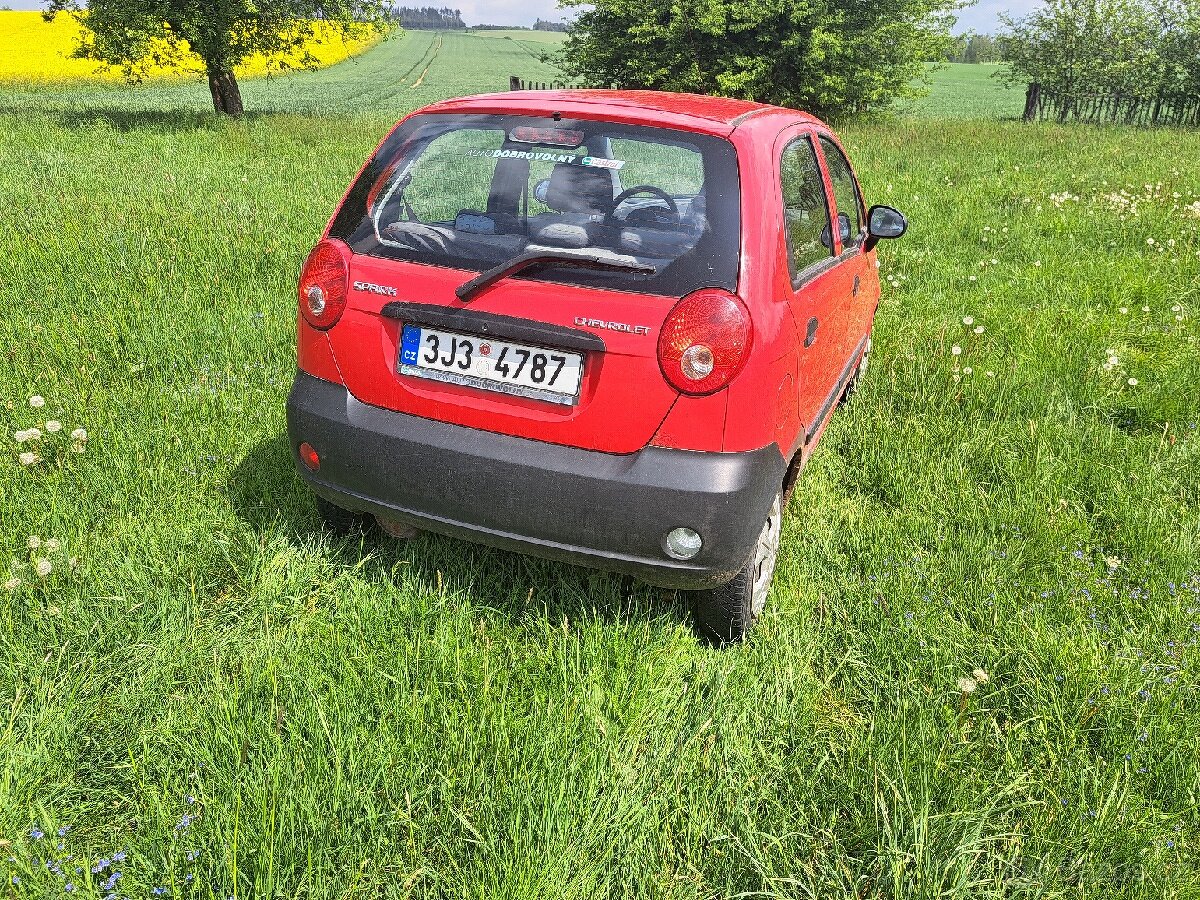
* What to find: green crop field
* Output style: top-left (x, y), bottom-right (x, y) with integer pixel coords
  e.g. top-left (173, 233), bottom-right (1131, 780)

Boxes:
top-left (905, 63), bottom-right (1028, 119)
top-left (2, 29), bottom-right (1200, 900)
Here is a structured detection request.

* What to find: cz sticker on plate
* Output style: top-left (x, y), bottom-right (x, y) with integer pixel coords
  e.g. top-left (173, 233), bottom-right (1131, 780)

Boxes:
top-left (399, 324), bottom-right (584, 405)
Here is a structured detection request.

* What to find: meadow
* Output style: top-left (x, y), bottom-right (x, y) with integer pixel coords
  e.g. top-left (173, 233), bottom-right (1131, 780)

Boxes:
top-left (1, 29), bottom-right (1199, 900)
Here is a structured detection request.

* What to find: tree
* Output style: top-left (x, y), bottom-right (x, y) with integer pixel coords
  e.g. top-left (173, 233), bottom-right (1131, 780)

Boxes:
top-left (553, 0), bottom-right (964, 116)
top-left (997, 0), bottom-right (1180, 98)
top-left (43, 0), bottom-right (393, 115)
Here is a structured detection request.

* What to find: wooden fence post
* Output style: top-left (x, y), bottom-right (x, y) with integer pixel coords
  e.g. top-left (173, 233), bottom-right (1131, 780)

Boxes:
top-left (509, 75), bottom-right (522, 91)
top-left (1023, 83), bottom-right (1041, 122)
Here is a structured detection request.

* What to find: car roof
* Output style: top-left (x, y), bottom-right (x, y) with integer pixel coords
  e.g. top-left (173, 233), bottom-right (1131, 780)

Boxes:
top-left (417, 90), bottom-right (822, 135)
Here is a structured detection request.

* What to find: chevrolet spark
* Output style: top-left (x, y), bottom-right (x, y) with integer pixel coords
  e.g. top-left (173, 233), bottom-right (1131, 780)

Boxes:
top-left (286, 90), bottom-right (906, 644)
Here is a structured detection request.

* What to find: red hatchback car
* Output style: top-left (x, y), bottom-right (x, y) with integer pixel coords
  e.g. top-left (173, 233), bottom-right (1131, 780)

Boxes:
top-left (287, 90), bottom-right (906, 643)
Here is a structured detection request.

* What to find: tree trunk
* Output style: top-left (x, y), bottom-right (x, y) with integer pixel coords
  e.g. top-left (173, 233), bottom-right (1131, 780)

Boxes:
top-left (207, 66), bottom-right (244, 116)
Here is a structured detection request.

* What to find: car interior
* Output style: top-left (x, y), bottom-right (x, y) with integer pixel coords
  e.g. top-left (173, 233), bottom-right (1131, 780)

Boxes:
top-left (374, 142), bottom-right (710, 272)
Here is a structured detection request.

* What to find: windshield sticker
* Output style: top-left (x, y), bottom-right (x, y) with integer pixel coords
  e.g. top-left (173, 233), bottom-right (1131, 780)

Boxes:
top-left (463, 148), bottom-right (625, 170)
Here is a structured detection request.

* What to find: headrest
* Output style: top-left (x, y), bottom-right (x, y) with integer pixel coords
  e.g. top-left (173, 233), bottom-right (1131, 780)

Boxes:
top-left (544, 163), bottom-right (614, 215)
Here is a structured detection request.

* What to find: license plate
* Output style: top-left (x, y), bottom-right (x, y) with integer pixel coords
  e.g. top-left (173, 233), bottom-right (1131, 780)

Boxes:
top-left (399, 325), bottom-right (585, 405)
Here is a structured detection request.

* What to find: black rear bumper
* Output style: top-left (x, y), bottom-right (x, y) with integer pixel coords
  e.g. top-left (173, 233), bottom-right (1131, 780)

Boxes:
top-left (286, 372), bottom-right (785, 589)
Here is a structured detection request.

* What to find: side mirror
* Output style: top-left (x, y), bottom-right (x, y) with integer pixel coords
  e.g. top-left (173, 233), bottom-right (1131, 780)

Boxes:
top-left (837, 212), bottom-right (853, 243)
top-left (534, 178), bottom-right (551, 204)
top-left (865, 205), bottom-right (907, 251)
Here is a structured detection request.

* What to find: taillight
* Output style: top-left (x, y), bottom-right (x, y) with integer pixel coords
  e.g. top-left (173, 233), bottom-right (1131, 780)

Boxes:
top-left (657, 290), bottom-right (753, 395)
top-left (298, 239), bottom-right (349, 331)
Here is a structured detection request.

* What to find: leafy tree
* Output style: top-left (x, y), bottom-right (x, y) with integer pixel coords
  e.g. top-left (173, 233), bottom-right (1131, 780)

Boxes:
top-left (997, 0), bottom-right (1193, 98)
top-left (553, 0), bottom-right (964, 116)
top-left (43, 0), bottom-right (393, 115)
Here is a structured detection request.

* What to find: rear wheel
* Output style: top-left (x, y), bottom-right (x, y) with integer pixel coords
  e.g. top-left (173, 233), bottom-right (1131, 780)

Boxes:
top-left (692, 491), bottom-right (782, 645)
top-left (841, 336), bottom-right (871, 403)
top-left (315, 496), bottom-right (372, 536)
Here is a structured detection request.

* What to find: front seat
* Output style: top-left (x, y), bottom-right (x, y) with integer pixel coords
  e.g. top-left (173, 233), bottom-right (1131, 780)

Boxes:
top-left (530, 162), bottom-right (616, 248)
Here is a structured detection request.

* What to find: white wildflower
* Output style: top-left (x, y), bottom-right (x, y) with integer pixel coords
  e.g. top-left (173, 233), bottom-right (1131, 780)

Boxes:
top-left (27, 536), bottom-right (41, 550)
top-left (973, 668), bottom-right (990, 685)
top-left (1105, 555), bottom-right (1121, 570)
top-left (951, 345), bottom-right (962, 356)
top-left (1128, 377), bottom-right (1138, 386)
top-left (35, 559), bottom-right (51, 578)
top-left (45, 420), bottom-right (62, 433)
top-left (3, 577), bottom-right (19, 591)
top-left (1108, 355), bottom-right (1120, 366)
top-left (45, 538), bottom-right (60, 552)
top-left (70, 428), bottom-right (87, 442)
top-left (29, 395), bottom-right (45, 409)
top-left (1119, 307), bottom-right (1128, 314)
top-left (963, 316), bottom-right (974, 325)
top-left (974, 326), bottom-right (985, 334)
top-left (958, 676), bottom-right (978, 694)
top-left (18, 452), bottom-right (39, 466)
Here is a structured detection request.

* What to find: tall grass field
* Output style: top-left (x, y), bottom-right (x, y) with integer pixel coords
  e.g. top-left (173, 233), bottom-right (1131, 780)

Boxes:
top-left (1, 29), bottom-right (1199, 900)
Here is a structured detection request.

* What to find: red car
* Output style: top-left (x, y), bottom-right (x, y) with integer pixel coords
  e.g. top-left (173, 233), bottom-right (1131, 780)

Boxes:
top-left (287, 90), bottom-right (906, 643)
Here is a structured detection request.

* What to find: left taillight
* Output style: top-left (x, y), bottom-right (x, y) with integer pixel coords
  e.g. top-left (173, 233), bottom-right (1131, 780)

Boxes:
top-left (298, 239), bottom-right (349, 331)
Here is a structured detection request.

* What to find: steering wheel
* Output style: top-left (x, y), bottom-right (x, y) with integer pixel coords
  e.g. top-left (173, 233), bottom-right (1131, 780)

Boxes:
top-left (609, 185), bottom-right (679, 225)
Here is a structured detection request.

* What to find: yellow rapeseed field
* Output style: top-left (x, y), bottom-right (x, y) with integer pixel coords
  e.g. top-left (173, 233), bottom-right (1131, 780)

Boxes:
top-left (0, 11), bottom-right (380, 83)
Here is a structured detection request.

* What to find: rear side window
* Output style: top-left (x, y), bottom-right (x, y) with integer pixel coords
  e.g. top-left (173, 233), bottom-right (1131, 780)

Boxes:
top-left (819, 136), bottom-right (864, 242)
top-left (780, 137), bottom-right (833, 279)
top-left (329, 114), bottom-right (742, 298)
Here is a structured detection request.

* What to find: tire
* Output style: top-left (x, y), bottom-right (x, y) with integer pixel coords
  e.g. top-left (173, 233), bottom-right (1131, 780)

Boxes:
top-left (840, 336), bottom-right (871, 404)
top-left (692, 491), bottom-right (783, 646)
top-left (315, 495), bottom-right (372, 536)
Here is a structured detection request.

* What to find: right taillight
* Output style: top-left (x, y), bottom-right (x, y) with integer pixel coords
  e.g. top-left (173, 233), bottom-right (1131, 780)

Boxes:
top-left (657, 289), bottom-right (753, 395)
top-left (298, 239), bottom-right (349, 331)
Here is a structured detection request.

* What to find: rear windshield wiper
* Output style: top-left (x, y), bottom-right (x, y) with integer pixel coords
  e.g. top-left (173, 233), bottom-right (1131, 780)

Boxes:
top-left (456, 250), bottom-right (656, 302)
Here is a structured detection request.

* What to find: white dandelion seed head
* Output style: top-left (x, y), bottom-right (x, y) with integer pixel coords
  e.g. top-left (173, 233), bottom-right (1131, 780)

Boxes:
top-left (35, 559), bottom-right (52, 578)
top-left (44, 420), bottom-right (62, 433)
top-left (972, 668), bottom-right (990, 685)
top-left (1128, 377), bottom-right (1138, 386)
top-left (963, 367), bottom-right (973, 374)
top-left (70, 428), bottom-right (87, 442)
top-left (951, 345), bottom-right (963, 356)
top-left (958, 677), bottom-right (978, 694)
top-left (27, 536), bottom-right (41, 550)
top-left (18, 451), bottom-right (39, 466)
top-left (3, 577), bottom-right (19, 591)
top-left (962, 316), bottom-right (974, 325)
top-left (45, 538), bottom-right (60, 552)
top-left (974, 326), bottom-right (985, 334)
top-left (28, 395), bottom-right (45, 409)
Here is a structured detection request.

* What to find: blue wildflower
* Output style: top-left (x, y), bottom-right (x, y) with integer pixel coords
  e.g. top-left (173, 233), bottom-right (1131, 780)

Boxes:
top-left (111, 850), bottom-right (126, 863)
top-left (153, 888), bottom-right (166, 896)
top-left (65, 883), bottom-right (75, 893)
top-left (57, 826), bottom-right (69, 837)
top-left (30, 826), bottom-right (44, 839)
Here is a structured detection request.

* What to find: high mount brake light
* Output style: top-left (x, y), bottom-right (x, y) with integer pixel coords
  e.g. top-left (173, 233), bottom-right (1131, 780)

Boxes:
top-left (508, 126), bottom-right (585, 148)
top-left (298, 240), bottom-right (349, 331)
top-left (657, 290), bottom-right (753, 395)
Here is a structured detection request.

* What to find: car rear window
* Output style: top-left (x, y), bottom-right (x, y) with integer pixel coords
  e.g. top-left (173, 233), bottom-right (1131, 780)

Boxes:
top-left (329, 113), bottom-right (742, 297)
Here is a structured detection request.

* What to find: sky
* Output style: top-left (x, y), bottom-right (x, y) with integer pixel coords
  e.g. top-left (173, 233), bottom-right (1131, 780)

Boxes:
top-left (5, 0), bottom-right (1043, 34)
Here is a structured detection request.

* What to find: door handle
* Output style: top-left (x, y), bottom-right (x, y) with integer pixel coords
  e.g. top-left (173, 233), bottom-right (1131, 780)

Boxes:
top-left (805, 317), bottom-right (818, 348)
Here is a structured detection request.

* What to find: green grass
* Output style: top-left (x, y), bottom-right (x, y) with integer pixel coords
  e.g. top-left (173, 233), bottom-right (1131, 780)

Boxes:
top-left (902, 63), bottom-right (1028, 120)
top-left (2, 33), bottom-right (1200, 900)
